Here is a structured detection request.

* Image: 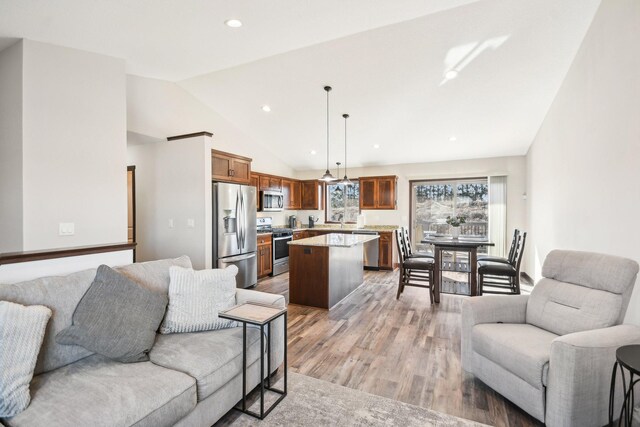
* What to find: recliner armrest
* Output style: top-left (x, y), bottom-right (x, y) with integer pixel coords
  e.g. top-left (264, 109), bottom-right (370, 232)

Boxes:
top-left (546, 324), bottom-right (640, 427)
top-left (235, 288), bottom-right (286, 308)
top-left (460, 295), bottom-right (528, 371)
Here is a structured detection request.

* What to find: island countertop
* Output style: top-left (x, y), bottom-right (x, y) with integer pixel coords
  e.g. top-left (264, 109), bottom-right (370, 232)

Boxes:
top-left (288, 233), bottom-right (379, 247)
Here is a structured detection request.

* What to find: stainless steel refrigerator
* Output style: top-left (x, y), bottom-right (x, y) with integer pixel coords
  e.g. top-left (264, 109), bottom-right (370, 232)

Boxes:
top-left (213, 182), bottom-right (257, 288)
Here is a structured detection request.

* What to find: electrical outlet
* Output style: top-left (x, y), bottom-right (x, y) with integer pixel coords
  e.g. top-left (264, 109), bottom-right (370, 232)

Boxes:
top-left (59, 222), bottom-right (75, 236)
top-left (168, 219), bottom-right (174, 229)
top-left (187, 219), bottom-right (195, 228)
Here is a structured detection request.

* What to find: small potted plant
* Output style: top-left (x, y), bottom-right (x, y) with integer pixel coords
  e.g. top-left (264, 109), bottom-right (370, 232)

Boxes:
top-left (446, 215), bottom-right (466, 239)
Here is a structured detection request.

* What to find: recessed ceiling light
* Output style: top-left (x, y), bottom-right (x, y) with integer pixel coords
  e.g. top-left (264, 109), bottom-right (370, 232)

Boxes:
top-left (373, 144), bottom-right (380, 149)
top-left (444, 70), bottom-right (458, 80)
top-left (449, 136), bottom-right (457, 142)
top-left (261, 105), bottom-right (271, 112)
top-left (225, 19), bottom-right (243, 28)
top-left (310, 150), bottom-right (317, 155)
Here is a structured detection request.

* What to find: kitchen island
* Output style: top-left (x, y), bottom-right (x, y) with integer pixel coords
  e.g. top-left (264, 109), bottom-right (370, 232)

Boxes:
top-left (288, 233), bottom-right (380, 309)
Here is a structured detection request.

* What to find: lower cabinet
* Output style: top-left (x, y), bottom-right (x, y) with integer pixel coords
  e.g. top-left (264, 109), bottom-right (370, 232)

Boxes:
top-left (257, 234), bottom-right (273, 279)
top-left (378, 232), bottom-right (396, 270)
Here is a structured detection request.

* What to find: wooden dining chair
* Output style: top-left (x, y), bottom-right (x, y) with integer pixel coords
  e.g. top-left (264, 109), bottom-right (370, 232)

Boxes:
top-left (478, 229), bottom-right (520, 264)
top-left (401, 227), bottom-right (434, 259)
top-left (478, 232), bottom-right (527, 295)
top-left (395, 228), bottom-right (435, 302)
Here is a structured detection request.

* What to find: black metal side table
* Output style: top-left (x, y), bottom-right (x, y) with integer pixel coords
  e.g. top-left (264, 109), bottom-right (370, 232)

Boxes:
top-left (610, 345), bottom-right (640, 426)
top-left (219, 302), bottom-right (287, 420)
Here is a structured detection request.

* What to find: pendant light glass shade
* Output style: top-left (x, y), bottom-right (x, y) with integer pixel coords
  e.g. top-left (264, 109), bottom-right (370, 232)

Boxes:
top-left (340, 113), bottom-right (353, 186)
top-left (320, 86), bottom-right (336, 182)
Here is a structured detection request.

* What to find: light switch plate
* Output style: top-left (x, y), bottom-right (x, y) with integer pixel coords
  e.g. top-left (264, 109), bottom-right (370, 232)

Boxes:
top-left (59, 222), bottom-right (75, 236)
top-left (187, 219), bottom-right (195, 228)
top-left (168, 219), bottom-right (174, 229)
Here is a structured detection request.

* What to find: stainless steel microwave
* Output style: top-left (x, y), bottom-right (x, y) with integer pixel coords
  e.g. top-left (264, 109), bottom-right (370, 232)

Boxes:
top-left (260, 190), bottom-right (284, 212)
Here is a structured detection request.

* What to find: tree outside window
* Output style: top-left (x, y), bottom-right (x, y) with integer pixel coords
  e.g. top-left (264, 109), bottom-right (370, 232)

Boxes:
top-left (326, 183), bottom-right (360, 223)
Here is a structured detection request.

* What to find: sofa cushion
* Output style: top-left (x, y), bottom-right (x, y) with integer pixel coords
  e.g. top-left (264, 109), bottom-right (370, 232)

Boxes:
top-left (472, 323), bottom-right (558, 389)
top-left (116, 256), bottom-right (192, 295)
top-left (160, 265), bottom-right (238, 334)
top-left (0, 302), bottom-right (52, 418)
top-left (150, 327), bottom-right (263, 401)
top-left (0, 269), bottom-right (97, 375)
top-left (56, 265), bottom-right (168, 363)
top-left (526, 278), bottom-right (622, 336)
top-left (1, 354), bottom-right (196, 427)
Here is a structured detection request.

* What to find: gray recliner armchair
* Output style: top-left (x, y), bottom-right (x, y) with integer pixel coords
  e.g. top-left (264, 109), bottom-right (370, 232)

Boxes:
top-left (462, 250), bottom-right (640, 426)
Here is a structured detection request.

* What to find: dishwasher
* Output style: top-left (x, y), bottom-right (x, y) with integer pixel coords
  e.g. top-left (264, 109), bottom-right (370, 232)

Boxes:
top-left (352, 230), bottom-right (379, 270)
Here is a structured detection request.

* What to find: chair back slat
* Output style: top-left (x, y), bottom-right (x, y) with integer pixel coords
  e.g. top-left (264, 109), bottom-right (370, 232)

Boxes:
top-left (513, 232), bottom-right (527, 272)
top-left (507, 229), bottom-right (520, 263)
top-left (402, 227), bottom-right (413, 256)
top-left (395, 229), bottom-right (408, 264)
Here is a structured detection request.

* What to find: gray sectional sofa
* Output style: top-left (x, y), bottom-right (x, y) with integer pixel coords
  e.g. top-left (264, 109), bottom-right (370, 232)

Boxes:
top-left (0, 256), bottom-right (286, 427)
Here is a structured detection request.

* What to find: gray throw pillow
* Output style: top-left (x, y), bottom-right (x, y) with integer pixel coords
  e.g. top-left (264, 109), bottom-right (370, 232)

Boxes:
top-left (0, 301), bottom-right (52, 417)
top-left (56, 265), bottom-right (168, 363)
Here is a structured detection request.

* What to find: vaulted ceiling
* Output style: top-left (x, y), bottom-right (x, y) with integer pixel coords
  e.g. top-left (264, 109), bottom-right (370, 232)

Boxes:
top-left (0, 0), bottom-right (601, 169)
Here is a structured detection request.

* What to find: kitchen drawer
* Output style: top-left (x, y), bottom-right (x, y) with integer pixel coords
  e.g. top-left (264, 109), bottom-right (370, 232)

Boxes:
top-left (257, 234), bottom-right (272, 245)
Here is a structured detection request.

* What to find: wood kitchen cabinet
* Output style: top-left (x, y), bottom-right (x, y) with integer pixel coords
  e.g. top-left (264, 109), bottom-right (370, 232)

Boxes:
top-left (378, 231), bottom-right (397, 270)
top-left (359, 175), bottom-right (397, 210)
top-left (258, 175), bottom-right (282, 191)
top-left (257, 234), bottom-right (273, 279)
top-left (301, 180), bottom-right (325, 210)
top-left (293, 230), bottom-right (309, 240)
top-left (211, 149), bottom-right (252, 184)
top-left (250, 173), bottom-right (260, 208)
top-left (282, 179), bottom-right (302, 210)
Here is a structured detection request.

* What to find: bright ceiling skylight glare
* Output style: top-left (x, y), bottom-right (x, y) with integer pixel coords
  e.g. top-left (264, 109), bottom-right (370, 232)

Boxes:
top-left (224, 19), bottom-right (243, 28)
top-left (310, 150), bottom-right (317, 155)
top-left (449, 136), bottom-right (457, 142)
top-left (261, 105), bottom-right (271, 112)
top-left (373, 144), bottom-right (380, 149)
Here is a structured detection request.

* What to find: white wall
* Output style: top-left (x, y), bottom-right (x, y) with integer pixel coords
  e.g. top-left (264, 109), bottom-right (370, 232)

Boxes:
top-left (526, 0), bottom-right (640, 322)
top-left (127, 135), bottom-right (213, 269)
top-left (0, 41), bottom-right (23, 252)
top-left (127, 75), bottom-right (294, 177)
top-left (19, 40), bottom-right (127, 250)
top-left (296, 155), bottom-right (527, 244)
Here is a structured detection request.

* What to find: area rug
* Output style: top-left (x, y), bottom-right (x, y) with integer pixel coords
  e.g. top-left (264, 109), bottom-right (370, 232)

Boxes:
top-left (223, 373), bottom-right (486, 426)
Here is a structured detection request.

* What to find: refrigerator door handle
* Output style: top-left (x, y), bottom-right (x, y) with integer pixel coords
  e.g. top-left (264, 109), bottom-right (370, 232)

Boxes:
top-left (235, 189), bottom-right (241, 249)
top-left (221, 253), bottom-right (256, 263)
top-left (240, 189), bottom-right (245, 250)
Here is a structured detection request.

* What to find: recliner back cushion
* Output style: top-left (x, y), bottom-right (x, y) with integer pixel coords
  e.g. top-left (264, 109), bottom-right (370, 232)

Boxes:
top-left (527, 278), bottom-right (622, 336)
top-left (542, 250), bottom-right (638, 294)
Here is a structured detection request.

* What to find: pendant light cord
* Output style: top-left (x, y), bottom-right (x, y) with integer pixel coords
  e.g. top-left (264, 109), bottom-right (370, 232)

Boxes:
top-left (325, 86), bottom-right (331, 172)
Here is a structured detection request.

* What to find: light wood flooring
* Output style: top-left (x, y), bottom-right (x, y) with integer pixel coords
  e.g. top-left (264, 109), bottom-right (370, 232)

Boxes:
top-left (218, 270), bottom-right (541, 427)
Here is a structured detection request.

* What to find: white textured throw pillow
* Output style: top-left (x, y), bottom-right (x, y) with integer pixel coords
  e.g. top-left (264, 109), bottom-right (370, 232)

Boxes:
top-left (160, 265), bottom-right (239, 334)
top-left (0, 301), bottom-right (52, 417)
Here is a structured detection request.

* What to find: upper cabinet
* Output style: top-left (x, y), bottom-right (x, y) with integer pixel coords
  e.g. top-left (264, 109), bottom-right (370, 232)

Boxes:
top-left (359, 175), bottom-right (398, 210)
top-left (282, 179), bottom-right (302, 210)
top-left (301, 180), bottom-right (325, 210)
top-left (259, 175), bottom-right (282, 192)
top-left (211, 149), bottom-right (252, 184)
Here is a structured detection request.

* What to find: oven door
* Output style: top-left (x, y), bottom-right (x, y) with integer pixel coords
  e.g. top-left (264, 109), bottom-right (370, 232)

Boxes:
top-left (273, 235), bottom-right (291, 263)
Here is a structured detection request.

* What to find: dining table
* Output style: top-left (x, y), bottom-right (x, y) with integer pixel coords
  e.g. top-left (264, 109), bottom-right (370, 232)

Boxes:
top-left (420, 236), bottom-right (495, 303)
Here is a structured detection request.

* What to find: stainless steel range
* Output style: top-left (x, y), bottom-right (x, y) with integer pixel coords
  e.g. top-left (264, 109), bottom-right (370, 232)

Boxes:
top-left (256, 217), bottom-right (293, 276)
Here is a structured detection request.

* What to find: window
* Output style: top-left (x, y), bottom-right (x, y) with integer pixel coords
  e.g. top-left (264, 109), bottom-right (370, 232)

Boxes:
top-left (326, 182), bottom-right (360, 223)
top-left (411, 178), bottom-right (489, 251)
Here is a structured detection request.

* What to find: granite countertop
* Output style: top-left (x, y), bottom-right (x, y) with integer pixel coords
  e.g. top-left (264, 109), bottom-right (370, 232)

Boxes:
top-left (282, 225), bottom-right (400, 233)
top-left (288, 233), bottom-right (380, 247)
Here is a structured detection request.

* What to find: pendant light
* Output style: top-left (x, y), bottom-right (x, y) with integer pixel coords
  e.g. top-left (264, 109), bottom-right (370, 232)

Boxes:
top-left (320, 86), bottom-right (336, 182)
top-left (340, 113), bottom-right (353, 186)
top-left (334, 162), bottom-right (343, 193)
